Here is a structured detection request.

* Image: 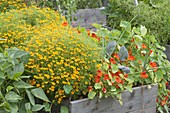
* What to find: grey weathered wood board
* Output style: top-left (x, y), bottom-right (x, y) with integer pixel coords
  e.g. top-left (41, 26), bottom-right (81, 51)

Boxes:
top-left (69, 84), bottom-right (158, 113)
top-left (71, 7), bottom-right (106, 29)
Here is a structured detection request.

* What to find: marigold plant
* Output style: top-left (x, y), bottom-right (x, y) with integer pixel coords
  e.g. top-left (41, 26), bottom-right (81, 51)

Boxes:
top-left (0, 0), bottom-right (26, 13)
top-left (0, 7), bottom-right (101, 104)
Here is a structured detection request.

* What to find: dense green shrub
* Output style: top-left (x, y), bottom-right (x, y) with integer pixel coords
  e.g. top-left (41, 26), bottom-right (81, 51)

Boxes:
top-left (105, 0), bottom-right (170, 45)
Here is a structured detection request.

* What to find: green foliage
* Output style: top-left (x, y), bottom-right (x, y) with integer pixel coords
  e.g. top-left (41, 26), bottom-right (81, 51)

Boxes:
top-left (0, 47), bottom-right (50, 113)
top-left (88, 21), bottom-right (170, 112)
top-left (105, 0), bottom-right (170, 44)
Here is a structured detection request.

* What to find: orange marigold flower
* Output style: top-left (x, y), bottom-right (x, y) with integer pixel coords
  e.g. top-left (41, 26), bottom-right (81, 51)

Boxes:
top-left (115, 76), bottom-right (121, 83)
top-left (140, 71), bottom-right (148, 78)
top-left (128, 55), bottom-right (135, 61)
top-left (110, 58), bottom-right (116, 64)
top-left (149, 62), bottom-right (157, 68)
top-left (142, 44), bottom-right (147, 49)
top-left (62, 22), bottom-right (68, 27)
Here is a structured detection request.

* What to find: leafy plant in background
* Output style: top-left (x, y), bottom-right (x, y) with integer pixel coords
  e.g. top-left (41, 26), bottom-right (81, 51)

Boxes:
top-left (104, 0), bottom-right (170, 45)
top-left (0, 47), bottom-right (50, 113)
top-left (86, 21), bottom-right (170, 113)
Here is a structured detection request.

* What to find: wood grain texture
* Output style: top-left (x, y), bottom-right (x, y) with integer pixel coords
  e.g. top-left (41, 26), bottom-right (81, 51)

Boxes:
top-left (69, 84), bottom-right (158, 113)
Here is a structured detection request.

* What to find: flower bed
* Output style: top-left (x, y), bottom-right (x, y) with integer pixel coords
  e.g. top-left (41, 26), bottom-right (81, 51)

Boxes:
top-left (0, 3), bottom-right (170, 113)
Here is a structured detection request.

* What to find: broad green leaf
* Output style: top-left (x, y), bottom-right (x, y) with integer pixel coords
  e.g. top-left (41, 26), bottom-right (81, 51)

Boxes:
top-left (10, 103), bottom-right (18, 113)
top-left (5, 91), bottom-right (23, 102)
top-left (164, 104), bottom-right (169, 113)
top-left (0, 79), bottom-right (4, 85)
top-left (31, 88), bottom-right (50, 102)
top-left (94, 83), bottom-right (101, 89)
top-left (88, 91), bottom-right (96, 99)
top-left (125, 84), bottom-right (133, 92)
top-left (103, 63), bottom-right (109, 70)
top-left (26, 90), bottom-right (35, 106)
top-left (134, 35), bottom-right (142, 49)
top-left (111, 86), bottom-right (116, 92)
top-left (60, 106), bottom-right (69, 113)
top-left (118, 46), bottom-right (128, 61)
top-left (0, 72), bottom-right (5, 79)
top-left (106, 41), bottom-right (117, 56)
top-left (120, 21), bottom-right (131, 32)
top-left (64, 85), bottom-right (73, 94)
top-left (99, 91), bottom-right (103, 99)
top-left (14, 80), bottom-right (34, 89)
top-left (43, 103), bottom-right (51, 112)
top-left (12, 63), bottom-right (24, 80)
top-left (140, 25), bottom-right (147, 36)
top-left (25, 103), bottom-right (31, 110)
top-left (32, 104), bottom-right (45, 111)
top-left (111, 64), bottom-right (118, 73)
top-left (155, 70), bottom-right (163, 82)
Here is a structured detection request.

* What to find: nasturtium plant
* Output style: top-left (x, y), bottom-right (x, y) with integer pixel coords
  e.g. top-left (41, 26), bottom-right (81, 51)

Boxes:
top-left (87, 21), bottom-right (170, 112)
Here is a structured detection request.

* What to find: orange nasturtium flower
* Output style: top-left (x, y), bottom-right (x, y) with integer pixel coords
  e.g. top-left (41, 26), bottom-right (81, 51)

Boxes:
top-left (149, 62), bottom-right (157, 68)
top-left (128, 55), bottom-right (135, 61)
top-left (142, 43), bottom-right (147, 49)
top-left (110, 58), bottom-right (116, 64)
top-left (140, 71), bottom-right (148, 78)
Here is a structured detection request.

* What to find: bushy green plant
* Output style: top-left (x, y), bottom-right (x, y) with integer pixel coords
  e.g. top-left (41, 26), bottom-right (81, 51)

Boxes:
top-left (87, 21), bottom-right (170, 113)
top-left (104, 0), bottom-right (170, 45)
top-left (0, 46), bottom-right (50, 113)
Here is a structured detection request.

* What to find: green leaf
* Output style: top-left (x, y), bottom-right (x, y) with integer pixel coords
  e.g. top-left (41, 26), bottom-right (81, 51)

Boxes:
top-left (25, 103), bottom-right (31, 110)
top-left (111, 64), bottom-right (118, 73)
top-left (43, 103), bottom-right (51, 112)
top-left (5, 91), bottom-right (23, 102)
top-left (32, 104), bottom-right (45, 111)
top-left (94, 83), bottom-right (101, 89)
top-left (64, 85), bottom-right (73, 94)
top-left (88, 91), bottom-right (96, 99)
top-left (120, 21), bottom-right (131, 32)
top-left (60, 106), bottom-right (69, 113)
top-left (111, 86), bottom-right (116, 92)
top-left (26, 90), bottom-right (35, 106)
top-left (14, 80), bottom-right (34, 89)
top-left (134, 35), bottom-right (142, 49)
top-left (107, 80), bottom-right (112, 86)
top-left (0, 72), bottom-right (5, 79)
top-left (155, 70), bottom-right (163, 82)
top-left (164, 104), bottom-right (169, 113)
top-left (31, 88), bottom-right (50, 102)
top-left (103, 62), bottom-right (109, 70)
top-left (106, 41), bottom-right (117, 56)
top-left (118, 46), bottom-right (128, 61)
top-left (125, 84), bottom-right (133, 92)
top-left (6, 86), bottom-right (14, 92)
top-left (10, 103), bottom-right (18, 113)
top-left (140, 25), bottom-right (147, 36)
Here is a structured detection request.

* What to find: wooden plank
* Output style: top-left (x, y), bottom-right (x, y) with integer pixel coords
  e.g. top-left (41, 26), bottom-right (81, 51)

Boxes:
top-left (71, 7), bottom-right (106, 29)
top-left (69, 84), bottom-right (158, 113)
